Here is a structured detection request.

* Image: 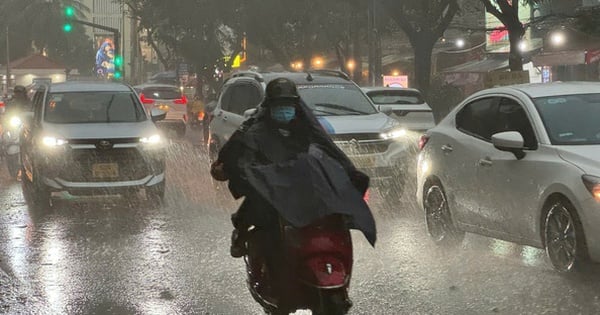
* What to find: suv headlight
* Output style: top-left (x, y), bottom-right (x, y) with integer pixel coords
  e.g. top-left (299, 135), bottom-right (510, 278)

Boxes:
top-left (380, 128), bottom-right (407, 140)
top-left (582, 175), bottom-right (600, 201)
top-left (140, 134), bottom-right (162, 145)
top-left (42, 136), bottom-right (68, 147)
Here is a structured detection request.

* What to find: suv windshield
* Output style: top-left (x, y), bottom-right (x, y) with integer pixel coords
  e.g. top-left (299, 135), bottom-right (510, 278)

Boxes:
top-left (142, 87), bottom-right (181, 100)
top-left (534, 93), bottom-right (600, 145)
top-left (298, 84), bottom-right (377, 116)
top-left (367, 90), bottom-right (424, 105)
top-left (44, 92), bottom-right (146, 124)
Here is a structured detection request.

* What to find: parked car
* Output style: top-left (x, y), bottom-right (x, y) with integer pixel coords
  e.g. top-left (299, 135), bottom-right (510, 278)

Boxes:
top-left (362, 87), bottom-right (436, 132)
top-left (20, 81), bottom-right (168, 208)
top-left (208, 70), bottom-right (412, 203)
top-left (417, 82), bottom-right (600, 272)
top-left (134, 83), bottom-right (188, 138)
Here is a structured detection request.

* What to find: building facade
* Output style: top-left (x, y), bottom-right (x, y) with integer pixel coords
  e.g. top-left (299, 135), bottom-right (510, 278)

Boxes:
top-left (80, 0), bottom-right (139, 82)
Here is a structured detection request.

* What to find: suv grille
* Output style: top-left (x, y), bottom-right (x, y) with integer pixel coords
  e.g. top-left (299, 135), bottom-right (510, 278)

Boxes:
top-left (332, 133), bottom-right (391, 155)
top-left (59, 148), bottom-right (149, 182)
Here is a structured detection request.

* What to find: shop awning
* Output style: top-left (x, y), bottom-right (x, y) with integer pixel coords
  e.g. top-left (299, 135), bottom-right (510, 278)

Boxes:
top-left (441, 58), bottom-right (509, 73)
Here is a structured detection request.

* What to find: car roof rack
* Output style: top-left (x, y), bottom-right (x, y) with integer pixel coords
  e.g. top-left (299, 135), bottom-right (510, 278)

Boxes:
top-left (230, 71), bottom-right (265, 83)
top-left (305, 69), bottom-right (350, 81)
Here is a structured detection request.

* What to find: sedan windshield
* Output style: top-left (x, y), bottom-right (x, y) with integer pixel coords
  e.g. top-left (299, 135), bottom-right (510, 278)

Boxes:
top-left (367, 90), bottom-right (425, 105)
top-left (534, 93), bottom-right (600, 145)
top-left (45, 92), bottom-right (146, 124)
top-left (297, 84), bottom-right (377, 116)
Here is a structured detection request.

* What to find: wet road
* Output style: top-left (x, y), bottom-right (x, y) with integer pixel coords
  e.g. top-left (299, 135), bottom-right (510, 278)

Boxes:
top-left (1, 130), bottom-right (600, 314)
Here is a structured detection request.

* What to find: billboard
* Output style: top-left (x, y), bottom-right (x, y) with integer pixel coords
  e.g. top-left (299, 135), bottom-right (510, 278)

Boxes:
top-left (383, 75), bottom-right (409, 88)
top-left (486, 1), bottom-right (532, 52)
top-left (95, 36), bottom-right (115, 79)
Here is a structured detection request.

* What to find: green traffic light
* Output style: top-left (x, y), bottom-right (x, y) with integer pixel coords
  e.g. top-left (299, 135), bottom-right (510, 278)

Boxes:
top-left (114, 56), bottom-right (123, 67)
top-left (63, 23), bottom-right (72, 32)
top-left (65, 6), bottom-right (75, 17)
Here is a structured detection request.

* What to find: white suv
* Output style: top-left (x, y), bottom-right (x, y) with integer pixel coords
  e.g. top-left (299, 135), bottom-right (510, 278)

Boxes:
top-left (20, 81), bottom-right (168, 208)
top-left (208, 71), bottom-right (412, 203)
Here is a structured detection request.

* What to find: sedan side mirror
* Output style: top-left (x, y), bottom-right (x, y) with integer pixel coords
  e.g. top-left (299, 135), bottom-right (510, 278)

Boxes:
top-left (492, 131), bottom-right (526, 160)
top-left (150, 108), bottom-right (167, 122)
top-left (243, 108), bottom-right (258, 119)
top-left (205, 101), bottom-right (217, 113)
top-left (378, 105), bottom-right (393, 115)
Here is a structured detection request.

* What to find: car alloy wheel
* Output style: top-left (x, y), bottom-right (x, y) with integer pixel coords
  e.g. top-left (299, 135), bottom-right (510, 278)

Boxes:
top-left (544, 202), bottom-right (585, 272)
top-left (424, 184), bottom-right (464, 246)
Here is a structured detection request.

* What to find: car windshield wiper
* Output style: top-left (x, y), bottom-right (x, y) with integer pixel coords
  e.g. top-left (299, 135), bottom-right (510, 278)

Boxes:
top-left (314, 103), bottom-right (368, 115)
top-left (105, 95), bottom-right (116, 123)
top-left (312, 108), bottom-right (340, 116)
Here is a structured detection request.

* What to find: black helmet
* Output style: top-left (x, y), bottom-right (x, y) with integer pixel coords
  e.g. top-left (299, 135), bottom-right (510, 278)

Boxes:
top-left (265, 78), bottom-right (299, 101)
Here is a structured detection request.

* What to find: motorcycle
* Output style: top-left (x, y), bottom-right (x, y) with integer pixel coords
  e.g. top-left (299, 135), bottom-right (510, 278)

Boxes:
top-left (245, 214), bottom-right (354, 315)
top-left (1, 115), bottom-right (23, 179)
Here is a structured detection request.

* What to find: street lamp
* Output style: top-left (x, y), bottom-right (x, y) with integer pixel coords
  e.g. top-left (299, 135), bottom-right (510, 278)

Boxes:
top-left (550, 31), bottom-right (566, 46)
top-left (346, 60), bottom-right (356, 72)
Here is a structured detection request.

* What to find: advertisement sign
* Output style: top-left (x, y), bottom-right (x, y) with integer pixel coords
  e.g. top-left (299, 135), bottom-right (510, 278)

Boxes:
top-left (95, 36), bottom-right (115, 79)
top-left (484, 70), bottom-right (530, 88)
top-left (383, 75), bottom-right (409, 88)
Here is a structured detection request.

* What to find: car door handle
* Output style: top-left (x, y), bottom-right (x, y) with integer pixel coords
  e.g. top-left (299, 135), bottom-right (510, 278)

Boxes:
top-left (441, 144), bottom-right (453, 153)
top-left (478, 157), bottom-right (493, 167)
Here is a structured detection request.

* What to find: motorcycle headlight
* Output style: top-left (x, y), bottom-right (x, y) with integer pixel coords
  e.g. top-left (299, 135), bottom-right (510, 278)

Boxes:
top-left (582, 175), bottom-right (600, 201)
top-left (380, 128), bottom-right (407, 140)
top-left (9, 116), bottom-right (22, 128)
top-left (140, 134), bottom-right (162, 145)
top-left (42, 136), bottom-right (68, 147)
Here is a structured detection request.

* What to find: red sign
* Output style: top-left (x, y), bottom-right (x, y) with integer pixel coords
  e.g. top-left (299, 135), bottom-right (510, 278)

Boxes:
top-left (586, 50), bottom-right (600, 64)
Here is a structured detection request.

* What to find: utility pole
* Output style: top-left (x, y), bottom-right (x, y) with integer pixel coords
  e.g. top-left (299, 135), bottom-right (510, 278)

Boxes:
top-left (5, 25), bottom-right (10, 96)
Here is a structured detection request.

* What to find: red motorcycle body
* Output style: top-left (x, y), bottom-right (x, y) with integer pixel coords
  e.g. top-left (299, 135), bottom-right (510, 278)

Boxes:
top-left (245, 214), bottom-right (353, 314)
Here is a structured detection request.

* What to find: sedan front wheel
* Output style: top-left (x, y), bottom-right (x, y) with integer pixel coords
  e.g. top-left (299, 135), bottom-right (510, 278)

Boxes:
top-left (424, 183), bottom-right (464, 247)
top-left (544, 201), bottom-right (588, 272)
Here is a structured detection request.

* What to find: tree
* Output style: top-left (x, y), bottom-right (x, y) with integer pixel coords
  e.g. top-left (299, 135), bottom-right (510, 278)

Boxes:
top-left (479, 0), bottom-right (544, 71)
top-left (0, 0), bottom-right (93, 74)
top-left (381, 0), bottom-right (459, 95)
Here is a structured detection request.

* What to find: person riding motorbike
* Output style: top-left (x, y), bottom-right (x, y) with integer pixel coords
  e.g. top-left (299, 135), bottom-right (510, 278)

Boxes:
top-left (210, 77), bottom-right (374, 310)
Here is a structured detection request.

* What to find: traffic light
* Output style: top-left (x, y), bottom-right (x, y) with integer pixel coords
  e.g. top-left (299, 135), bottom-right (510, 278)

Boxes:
top-left (63, 5), bottom-right (74, 33)
top-left (114, 55), bottom-right (123, 80)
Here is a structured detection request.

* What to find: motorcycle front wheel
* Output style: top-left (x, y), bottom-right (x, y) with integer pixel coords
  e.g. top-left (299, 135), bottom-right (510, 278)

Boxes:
top-left (6, 154), bottom-right (19, 178)
top-left (313, 290), bottom-right (351, 315)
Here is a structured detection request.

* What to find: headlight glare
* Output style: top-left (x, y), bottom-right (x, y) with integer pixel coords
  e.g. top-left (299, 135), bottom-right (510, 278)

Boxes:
top-left (582, 175), bottom-right (600, 201)
top-left (140, 134), bottom-right (161, 144)
top-left (42, 136), bottom-right (68, 147)
top-left (9, 116), bottom-right (22, 128)
top-left (380, 128), bottom-right (407, 140)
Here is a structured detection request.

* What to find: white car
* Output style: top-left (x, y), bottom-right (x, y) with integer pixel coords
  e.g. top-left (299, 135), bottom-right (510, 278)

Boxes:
top-left (209, 71), bottom-right (412, 203)
top-left (134, 83), bottom-right (188, 138)
top-left (20, 81), bottom-right (168, 208)
top-left (362, 87), bottom-right (436, 132)
top-left (416, 82), bottom-right (600, 272)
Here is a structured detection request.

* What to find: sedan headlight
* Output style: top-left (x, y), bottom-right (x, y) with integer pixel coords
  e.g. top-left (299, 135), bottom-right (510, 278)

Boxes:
top-left (42, 136), bottom-right (68, 147)
top-left (380, 128), bottom-right (407, 140)
top-left (582, 175), bottom-right (600, 201)
top-left (140, 134), bottom-right (162, 145)
top-left (9, 116), bottom-right (22, 128)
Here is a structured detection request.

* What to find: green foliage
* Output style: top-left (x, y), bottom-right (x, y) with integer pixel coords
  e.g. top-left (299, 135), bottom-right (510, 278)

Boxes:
top-left (0, 0), bottom-right (93, 74)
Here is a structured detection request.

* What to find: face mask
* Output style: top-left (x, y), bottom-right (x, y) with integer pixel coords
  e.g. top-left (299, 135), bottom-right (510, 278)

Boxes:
top-left (270, 105), bottom-right (296, 123)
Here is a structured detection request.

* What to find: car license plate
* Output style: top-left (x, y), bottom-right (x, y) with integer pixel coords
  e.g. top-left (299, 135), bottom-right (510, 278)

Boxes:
top-left (92, 163), bottom-right (119, 178)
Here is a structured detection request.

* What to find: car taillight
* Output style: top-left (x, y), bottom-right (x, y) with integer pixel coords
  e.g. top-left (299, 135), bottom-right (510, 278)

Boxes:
top-left (174, 95), bottom-right (188, 105)
top-left (140, 94), bottom-right (155, 104)
top-left (418, 134), bottom-right (430, 151)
